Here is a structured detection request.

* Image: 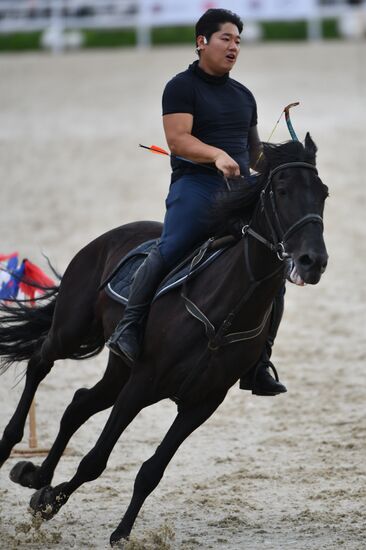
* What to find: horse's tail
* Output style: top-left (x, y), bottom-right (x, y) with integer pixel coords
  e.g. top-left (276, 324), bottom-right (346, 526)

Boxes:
top-left (0, 286), bottom-right (59, 373)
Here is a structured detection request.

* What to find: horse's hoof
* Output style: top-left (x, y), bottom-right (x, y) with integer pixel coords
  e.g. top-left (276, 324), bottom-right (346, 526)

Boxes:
top-left (110, 528), bottom-right (129, 548)
top-left (29, 483), bottom-right (68, 520)
top-left (29, 486), bottom-right (55, 520)
top-left (10, 461), bottom-right (45, 489)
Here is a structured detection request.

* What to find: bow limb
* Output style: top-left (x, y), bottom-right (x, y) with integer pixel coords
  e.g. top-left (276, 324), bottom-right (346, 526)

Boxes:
top-left (284, 102), bottom-right (300, 141)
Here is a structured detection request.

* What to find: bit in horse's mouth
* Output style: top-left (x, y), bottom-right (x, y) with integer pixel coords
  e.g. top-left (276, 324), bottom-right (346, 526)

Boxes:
top-left (288, 262), bottom-right (306, 286)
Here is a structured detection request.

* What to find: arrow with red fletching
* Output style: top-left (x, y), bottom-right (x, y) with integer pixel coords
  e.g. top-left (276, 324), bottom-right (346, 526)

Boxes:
top-left (139, 143), bottom-right (218, 173)
top-left (139, 144), bottom-right (170, 156)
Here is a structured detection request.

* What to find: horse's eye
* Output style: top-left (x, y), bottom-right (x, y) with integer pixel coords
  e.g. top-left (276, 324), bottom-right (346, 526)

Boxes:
top-left (276, 187), bottom-right (287, 197)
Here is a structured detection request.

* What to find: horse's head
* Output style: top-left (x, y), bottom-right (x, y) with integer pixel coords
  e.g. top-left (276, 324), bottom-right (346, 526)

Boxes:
top-left (262, 134), bottom-right (328, 285)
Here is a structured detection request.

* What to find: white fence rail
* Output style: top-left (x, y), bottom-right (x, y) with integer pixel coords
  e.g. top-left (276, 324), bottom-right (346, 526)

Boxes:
top-left (0, 1), bottom-right (139, 32)
top-left (0, 0), bottom-right (364, 46)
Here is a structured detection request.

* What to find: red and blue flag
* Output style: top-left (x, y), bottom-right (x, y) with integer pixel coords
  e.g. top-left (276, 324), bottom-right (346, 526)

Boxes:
top-left (0, 253), bottom-right (24, 300)
top-left (0, 253), bottom-right (55, 302)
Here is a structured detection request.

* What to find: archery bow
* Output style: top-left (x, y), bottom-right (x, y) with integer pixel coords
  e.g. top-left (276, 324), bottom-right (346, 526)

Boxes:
top-left (140, 102), bottom-right (300, 172)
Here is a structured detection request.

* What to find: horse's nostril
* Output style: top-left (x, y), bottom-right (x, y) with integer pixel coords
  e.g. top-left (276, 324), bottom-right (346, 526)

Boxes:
top-left (298, 253), bottom-right (328, 271)
top-left (298, 254), bottom-right (313, 267)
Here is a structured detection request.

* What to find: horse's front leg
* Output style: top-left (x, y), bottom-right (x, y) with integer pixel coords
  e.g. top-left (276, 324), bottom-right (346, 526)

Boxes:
top-left (28, 372), bottom-right (154, 521)
top-left (110, 390), bottom-right (227, 547)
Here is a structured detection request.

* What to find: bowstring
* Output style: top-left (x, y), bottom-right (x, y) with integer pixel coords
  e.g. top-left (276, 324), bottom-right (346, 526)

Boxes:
top-left (253, 107), bottom-right (286, 171)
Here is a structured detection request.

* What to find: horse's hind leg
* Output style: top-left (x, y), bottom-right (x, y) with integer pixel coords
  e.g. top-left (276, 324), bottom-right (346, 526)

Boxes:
top-left (0, 336), bottom-right (55, 468)
top-left (110, 391), bottom-right (227, 546)
top-left (0, 294), bottom-right (102, 470)
top-left (10, 354), bottom-right (130, 490)
top-left (29, 372), bottom-right (153, 521)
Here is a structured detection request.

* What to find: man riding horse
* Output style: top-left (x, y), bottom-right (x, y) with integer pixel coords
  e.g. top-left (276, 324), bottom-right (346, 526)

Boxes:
top-left (107, 8), bottom-right (287, 396)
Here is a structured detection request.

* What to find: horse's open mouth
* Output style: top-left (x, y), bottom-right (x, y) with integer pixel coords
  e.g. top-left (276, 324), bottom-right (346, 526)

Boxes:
top-left (288, 262), bottom-right (306, 286)
top-left (288, 260), bottom-right (325, 286)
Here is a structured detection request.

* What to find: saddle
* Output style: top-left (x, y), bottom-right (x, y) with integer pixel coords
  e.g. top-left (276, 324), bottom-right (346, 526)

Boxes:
top-left (102, 236), bottom-right (236, 306)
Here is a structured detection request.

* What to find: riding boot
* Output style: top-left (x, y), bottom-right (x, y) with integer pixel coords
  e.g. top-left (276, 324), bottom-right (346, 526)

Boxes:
top-left (240, 286), bottom-right (287, 396)
top-left (106, 246), bottom-right (167, 363)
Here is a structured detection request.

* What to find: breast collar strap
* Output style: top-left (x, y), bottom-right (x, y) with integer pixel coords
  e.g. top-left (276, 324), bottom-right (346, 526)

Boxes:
top-left (244, 161), bottom-right (323, 261)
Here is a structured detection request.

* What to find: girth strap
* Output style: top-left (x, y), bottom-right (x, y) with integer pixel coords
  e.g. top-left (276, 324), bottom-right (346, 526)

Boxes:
top-left (222, 306), bottom-right (272, 345)
top-left (182, 285), bottom-right (272, 350)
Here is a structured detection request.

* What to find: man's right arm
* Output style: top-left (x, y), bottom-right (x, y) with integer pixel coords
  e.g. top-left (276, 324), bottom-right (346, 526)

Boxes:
top-left (163, 113), bottom-right (240, 178)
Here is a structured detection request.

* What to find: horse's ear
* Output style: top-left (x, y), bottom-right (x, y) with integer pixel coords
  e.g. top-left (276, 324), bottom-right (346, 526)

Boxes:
top-left (304, 132), bottom-right (317, 164)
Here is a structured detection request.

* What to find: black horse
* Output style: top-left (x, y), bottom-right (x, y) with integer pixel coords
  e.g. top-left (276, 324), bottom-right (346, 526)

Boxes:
top-left (0, 135), bottom-right (328, 547)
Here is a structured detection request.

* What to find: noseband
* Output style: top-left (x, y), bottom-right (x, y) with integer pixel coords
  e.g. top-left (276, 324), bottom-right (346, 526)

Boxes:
top-left (242, 161), bottom-right (323, 261)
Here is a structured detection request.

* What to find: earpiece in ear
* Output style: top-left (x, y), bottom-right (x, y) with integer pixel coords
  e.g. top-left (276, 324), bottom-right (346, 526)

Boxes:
top-left (196, 36), bottom-right (207, 53)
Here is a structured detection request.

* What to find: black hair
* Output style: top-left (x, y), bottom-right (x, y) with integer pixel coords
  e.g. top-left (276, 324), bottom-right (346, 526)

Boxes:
top-left (195, 8), bottom-right (243, 43)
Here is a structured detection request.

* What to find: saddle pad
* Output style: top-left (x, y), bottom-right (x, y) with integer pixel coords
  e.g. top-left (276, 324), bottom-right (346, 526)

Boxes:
top-left (105, 239), bottom-right (227, 306)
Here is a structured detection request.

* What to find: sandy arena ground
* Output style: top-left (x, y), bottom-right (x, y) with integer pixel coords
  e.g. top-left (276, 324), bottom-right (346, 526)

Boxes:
top-left (0, 41), bottom-right (365, 549)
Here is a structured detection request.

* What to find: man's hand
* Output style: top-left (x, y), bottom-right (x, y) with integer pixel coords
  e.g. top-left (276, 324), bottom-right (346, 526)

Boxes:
top-left (214, 151), bottom-right (240, 178)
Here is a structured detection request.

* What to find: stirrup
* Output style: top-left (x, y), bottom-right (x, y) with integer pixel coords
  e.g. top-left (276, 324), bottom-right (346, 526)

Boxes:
top-left (265, 361), bottom-right (279, 381)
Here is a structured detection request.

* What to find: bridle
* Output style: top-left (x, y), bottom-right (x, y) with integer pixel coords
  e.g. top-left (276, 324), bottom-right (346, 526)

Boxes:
top-left (242, 161), bottom-right (324, 261)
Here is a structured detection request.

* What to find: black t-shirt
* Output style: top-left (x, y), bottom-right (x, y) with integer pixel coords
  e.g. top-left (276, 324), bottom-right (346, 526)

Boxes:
top-left (162, 60), bottom-right (257, 182)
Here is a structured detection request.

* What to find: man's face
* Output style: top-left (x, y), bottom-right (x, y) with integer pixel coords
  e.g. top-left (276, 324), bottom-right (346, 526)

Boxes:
top-left (198, 22), bottom-right (241, 75)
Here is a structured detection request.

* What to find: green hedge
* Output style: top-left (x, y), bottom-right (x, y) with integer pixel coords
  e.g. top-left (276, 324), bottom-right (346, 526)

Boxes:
top-left (0, 31), bottom-right (42, 51)
top-left (262, 20), bottom-right (307, 40)
top-left (322, 18), bottom-right (339, 39)
top-left (0, 20), bottom-right (340, 52)
top-left (83, 28), bottom-right (136, 48)
top-left (263, 19), bottom-right (339, 40)
top-left (151, 25), bottom-right (194, 44)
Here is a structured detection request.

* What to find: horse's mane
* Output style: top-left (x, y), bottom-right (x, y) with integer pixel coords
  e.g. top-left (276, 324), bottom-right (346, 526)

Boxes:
top-left (213, 139), bottom-right (317, 236)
